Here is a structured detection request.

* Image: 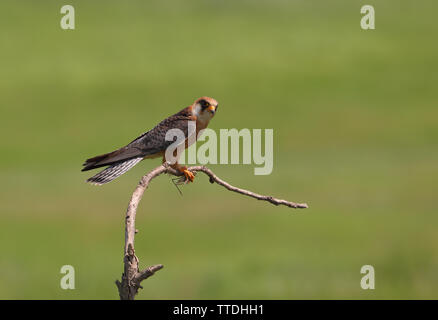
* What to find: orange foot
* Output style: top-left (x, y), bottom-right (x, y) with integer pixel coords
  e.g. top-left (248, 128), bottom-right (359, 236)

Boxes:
top-left (182, 168), bottom-right (195, 183)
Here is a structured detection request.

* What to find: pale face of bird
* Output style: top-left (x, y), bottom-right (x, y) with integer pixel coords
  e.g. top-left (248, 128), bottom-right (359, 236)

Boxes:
top-left (192, 97), bottom-right (219, 124)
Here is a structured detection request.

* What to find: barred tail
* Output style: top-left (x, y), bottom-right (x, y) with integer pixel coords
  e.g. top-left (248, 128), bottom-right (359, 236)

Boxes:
top-left (86, 157), bottom-right (143, 185)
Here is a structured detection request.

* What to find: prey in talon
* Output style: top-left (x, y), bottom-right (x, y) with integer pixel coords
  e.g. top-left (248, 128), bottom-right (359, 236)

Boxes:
top-left (82, 97), bottom-right (218, 185)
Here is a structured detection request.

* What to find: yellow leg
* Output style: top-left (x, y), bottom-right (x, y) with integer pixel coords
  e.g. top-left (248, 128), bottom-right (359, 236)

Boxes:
top-left (169, 162), bottom-right (195, 183)
top-left (182, 167), bottom-right (195, 183)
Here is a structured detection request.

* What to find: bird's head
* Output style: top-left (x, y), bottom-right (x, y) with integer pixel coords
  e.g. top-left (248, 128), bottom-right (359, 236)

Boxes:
top-left (192, 96), bottom-right (219, 123)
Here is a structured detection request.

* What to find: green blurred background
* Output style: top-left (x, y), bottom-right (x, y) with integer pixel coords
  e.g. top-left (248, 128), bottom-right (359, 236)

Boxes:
top-left (0, 0), bottom-right (437, 299)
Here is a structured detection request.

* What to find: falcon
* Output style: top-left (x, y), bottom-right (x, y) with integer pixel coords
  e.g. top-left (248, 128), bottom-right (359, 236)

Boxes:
top-left (82, 96), bottom-right (218, 185)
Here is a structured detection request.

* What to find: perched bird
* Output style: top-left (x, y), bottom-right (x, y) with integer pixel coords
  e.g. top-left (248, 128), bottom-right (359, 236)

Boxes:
top-left (82, 96), bottom-right (218, 185)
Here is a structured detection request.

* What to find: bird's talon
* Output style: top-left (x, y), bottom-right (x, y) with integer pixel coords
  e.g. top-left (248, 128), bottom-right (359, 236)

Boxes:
top-left (183, 169), bottom-right (195, 183)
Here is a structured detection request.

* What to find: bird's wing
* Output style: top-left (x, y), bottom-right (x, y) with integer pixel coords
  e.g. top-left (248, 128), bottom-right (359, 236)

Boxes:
top-left (132, 114), bottom-right (193, 155)
top-left (82, 114), bottom-right (193, 171)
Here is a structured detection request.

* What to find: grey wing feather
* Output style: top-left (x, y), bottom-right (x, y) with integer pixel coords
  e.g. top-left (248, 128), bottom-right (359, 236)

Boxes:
top-left (82, 109), bottom-right (193, 184)
top-left (86, 157), bottom-right (143, 185)
top-left (134, 115), bottom-right (192, 155)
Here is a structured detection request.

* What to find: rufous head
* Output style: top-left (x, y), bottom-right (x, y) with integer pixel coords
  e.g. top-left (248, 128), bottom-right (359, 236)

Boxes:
top-left (192, 96), bottom-right (219, 123)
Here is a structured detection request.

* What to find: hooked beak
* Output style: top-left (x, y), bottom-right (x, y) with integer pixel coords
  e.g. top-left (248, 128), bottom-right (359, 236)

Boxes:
top-left (208, 105), bottom-right (216, 115)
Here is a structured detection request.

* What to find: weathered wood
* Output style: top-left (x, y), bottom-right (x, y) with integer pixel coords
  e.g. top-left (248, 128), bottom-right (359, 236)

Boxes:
top-left (116, 164), bottom-right (308, 300)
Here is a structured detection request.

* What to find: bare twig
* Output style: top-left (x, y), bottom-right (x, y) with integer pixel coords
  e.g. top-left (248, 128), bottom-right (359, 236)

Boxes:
top-left (116, 164), bottom-right (308, 299)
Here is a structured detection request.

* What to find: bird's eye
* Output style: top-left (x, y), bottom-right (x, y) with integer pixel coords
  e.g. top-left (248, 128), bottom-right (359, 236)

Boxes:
top-left (201, 100), bottom-right (209, 109)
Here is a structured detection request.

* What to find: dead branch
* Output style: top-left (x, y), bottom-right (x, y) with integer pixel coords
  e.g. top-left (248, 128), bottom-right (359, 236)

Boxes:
top-left (115, 164), bottom-right (308, 300)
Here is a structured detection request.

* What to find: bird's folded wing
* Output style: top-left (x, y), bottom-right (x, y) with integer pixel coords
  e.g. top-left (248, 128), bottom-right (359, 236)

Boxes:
top-left (82, 115), bottom-right (193, 171)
